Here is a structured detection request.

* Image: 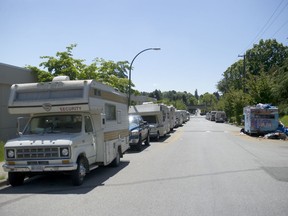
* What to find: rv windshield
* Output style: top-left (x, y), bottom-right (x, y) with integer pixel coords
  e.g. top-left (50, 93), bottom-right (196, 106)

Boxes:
top-left (23, 115), bottom-right (82, 134)
top-left (142, 115), bottom-right (157, 124)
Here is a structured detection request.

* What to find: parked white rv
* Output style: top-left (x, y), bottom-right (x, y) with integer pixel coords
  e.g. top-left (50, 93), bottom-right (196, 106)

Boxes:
top-left (175, 110), bottom-right (185, 127)
top-left (129, 103), bottom-right (170, 140)
top-left (168, 105), bottom-right (176, 131)
top-left (3, 76), bottom-right (129, 186)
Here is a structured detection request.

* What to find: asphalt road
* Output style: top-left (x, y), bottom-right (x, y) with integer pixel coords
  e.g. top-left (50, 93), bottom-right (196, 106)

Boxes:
top-left (0, 116), bottom-right (288, 216)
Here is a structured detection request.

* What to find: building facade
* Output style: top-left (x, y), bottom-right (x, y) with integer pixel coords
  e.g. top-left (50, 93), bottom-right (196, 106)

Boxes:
top-left (0, 63), bottom-right (35, 141)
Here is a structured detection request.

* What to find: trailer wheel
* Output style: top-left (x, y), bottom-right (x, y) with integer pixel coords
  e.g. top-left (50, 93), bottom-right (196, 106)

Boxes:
top-left (72, 157), bottom-right (86, 186)
top-left (9, 172), bottom-right (25, 186)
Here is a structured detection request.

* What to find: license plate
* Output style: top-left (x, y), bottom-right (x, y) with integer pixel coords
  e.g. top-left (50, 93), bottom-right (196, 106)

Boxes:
top-left (31, 165), bottom-right (43, 172)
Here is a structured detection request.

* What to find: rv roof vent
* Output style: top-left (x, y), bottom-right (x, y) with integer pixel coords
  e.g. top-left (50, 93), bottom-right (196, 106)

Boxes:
top-left (52, 76), bottom-right (70, 82)
top-left (143, 102), bottom-right (154, 105)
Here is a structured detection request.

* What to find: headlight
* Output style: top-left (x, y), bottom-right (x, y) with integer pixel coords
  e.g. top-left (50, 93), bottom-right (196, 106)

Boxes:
top-left (7, 149), bottom-right (15, 158)
top-left (131, 130), bottom-right (139, 136)
top-left (60, 147), bottom-right (69, 157)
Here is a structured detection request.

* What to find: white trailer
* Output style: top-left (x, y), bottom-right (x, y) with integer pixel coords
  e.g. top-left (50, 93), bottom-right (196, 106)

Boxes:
top-left (3, 76), bottom-right (129, 186)
top-left (175, 110), bottom-right (184, 127)
top-left (129, 103), bottom-right (170, 140)
top-left (168, 105), bottom-right (176, 131)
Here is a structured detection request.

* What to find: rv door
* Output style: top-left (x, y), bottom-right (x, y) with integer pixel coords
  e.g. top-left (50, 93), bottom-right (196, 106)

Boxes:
top-left (84, 115), bottom-right (97, 163)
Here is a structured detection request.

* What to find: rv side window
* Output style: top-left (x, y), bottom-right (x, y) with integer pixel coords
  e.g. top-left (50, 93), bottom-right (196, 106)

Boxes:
top-left (85, 116), bottom-right (93, 133)
top-left (105, 104), bottom-right (116, 121)
top-left (117, 110), bottom-right (121, 124)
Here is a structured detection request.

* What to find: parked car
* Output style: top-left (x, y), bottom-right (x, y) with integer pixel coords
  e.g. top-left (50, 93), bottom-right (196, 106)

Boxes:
top-left (129, 114), bottom-right (150, 151)
top-left (210, 111), bottom-right (217, 121)
top-left (215, 111), bottom-right (227, 123)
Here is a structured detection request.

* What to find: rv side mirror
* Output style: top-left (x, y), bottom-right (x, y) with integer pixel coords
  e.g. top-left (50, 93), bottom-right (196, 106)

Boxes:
top-left (17, 117), bottom-right (24, 136)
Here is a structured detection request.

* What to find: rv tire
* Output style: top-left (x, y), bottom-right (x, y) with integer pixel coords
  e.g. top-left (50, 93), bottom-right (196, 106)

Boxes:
top-left (9, 172), bottom-right (25, 186)
top-left (155, 132), bottom-right (160, 141)
top-left (110, 149), bottom-right (120, 167)
top-left (136, 135), bottom-right (142, 151)
top-left (72, 157), bottom-right (86, 186)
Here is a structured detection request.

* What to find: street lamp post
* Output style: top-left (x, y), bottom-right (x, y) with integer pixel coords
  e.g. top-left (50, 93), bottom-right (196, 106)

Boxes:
top-left (128, 47), bottom-right (161, 107)
top-left (238, 53), bottom-right (246, 93)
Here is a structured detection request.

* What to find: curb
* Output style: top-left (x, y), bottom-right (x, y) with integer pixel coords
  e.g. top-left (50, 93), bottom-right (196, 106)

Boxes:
top-left (0, 162), bottom-right (9, 187)
top-left (0, 178), bottom-right (8, 187)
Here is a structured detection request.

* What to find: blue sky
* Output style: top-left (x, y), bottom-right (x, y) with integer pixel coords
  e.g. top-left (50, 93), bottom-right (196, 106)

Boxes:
top-left (1, 0), bottom-right (288, 95)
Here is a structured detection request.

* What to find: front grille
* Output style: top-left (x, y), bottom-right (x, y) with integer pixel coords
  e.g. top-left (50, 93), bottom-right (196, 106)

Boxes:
top-left (16, 147), bottom-right (59, 159)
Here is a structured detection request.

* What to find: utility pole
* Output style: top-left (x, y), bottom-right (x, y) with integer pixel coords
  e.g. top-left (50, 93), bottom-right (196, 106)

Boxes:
top-left (238, 54), bottom-right (246, 93)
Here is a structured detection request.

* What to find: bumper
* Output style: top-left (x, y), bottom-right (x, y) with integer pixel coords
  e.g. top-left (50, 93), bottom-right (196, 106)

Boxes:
top-left (129, 134), bottom-right (140, 145)
top-left (2, 163), bottom-right (77, 172)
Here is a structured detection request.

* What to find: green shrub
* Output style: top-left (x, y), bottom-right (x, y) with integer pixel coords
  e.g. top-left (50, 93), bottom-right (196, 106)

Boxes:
top-left (280, 115), bottom-right (288, 127)
top-left (0, 141), bottom-right (4, 162)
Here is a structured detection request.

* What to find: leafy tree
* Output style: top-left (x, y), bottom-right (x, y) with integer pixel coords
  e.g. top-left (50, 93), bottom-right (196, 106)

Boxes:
top-left (26, 44), bottom-right (132, 93)
top-left (189, 95), bottom-right (198, 106)
top-left (149, 89), bottom-right (162, 101)
top-left (172, 99), bottom-right (187, 110)
top-left (217, 60), bottom-right (244, 94)
top-left (217, 39), bottom-right (288, 121)
top-left (222, 90), bottom-right (252, 124)
top-left (194, 89), bottom-right (199, 100)
top-left (39, 44), bottom-right (85, 80)
top-left (199, 93), bottom-right (217, 111)
top-left (246, 39), bottom-right (288, 76)
top-left (245, 69), bottom-right (274, 104)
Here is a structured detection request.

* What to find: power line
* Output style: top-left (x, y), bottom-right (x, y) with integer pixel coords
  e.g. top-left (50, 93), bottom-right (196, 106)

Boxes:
top-left (272, 18), bottom-right (288, 37)
top-left (243, 0), bottom-right (287, 52)
top-left (264, 1), bottom-right (288, 38)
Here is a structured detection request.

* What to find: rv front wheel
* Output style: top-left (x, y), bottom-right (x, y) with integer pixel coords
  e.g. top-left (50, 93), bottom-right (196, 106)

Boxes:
top-left (144, 133), bottom-right (150, 146)
top-left (72, 157), bottom-right (86, 186)
top-left (136, 135), bottom-right (142, 151)
top-left (9, 172), bottom-right (25, 186)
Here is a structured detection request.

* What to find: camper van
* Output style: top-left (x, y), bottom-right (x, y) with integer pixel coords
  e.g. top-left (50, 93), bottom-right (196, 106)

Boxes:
top-left (168, 105), bottom-right (176, 131)
top-left (3, 76), bottom-right (129, 186)
top-left (129, 103), bottom-right (170, 140)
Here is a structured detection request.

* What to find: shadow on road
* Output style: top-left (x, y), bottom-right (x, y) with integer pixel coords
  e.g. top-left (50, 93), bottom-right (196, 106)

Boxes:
top-left (0, 161), bottom-right (130, 195)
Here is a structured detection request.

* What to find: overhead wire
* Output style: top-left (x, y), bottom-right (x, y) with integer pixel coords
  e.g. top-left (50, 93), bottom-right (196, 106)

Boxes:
top-left (242, 0), bottom-right (287, 53)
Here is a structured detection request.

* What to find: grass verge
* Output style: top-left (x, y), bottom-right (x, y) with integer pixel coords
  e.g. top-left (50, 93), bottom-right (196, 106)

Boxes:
top-left (280, 115), bottom-right (288, 127)
top-left (0, 141), bottom-right (4, 162)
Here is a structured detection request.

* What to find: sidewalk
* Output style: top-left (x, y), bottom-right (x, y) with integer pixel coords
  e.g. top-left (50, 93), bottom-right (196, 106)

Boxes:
top-left (0, 162), bottom-right (8, 187)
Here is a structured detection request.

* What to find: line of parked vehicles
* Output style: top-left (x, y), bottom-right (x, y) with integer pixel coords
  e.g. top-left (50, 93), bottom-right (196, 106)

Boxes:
top-left (2, 76), bottom-right (190, 186)
top-left (128, 102), bottom-right (190, 151)
top-left (205, 110), bottom-right (227, 123)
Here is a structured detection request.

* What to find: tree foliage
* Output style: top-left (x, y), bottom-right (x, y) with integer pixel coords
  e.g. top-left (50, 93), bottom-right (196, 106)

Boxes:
top-left (26, 44), bottom-right (133, 94)
top-left (217, 39), bottom-right (288, 122)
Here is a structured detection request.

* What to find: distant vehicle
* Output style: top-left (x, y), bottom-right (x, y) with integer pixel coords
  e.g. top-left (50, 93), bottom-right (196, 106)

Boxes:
top-left (168, 106), bottom-right (176, 131)
top-left (129, 114), bottom-right (150, 151)
top-left (129, 103), bottom-right (170, 140)
top-left (205, 112), bottom-right (211, 120)
top-left (210, 111), bottom-right (217, 121)
top-left (175, 110), bottom-right (184, 127)
top-left (215, 111), bottom-right (226, 123)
